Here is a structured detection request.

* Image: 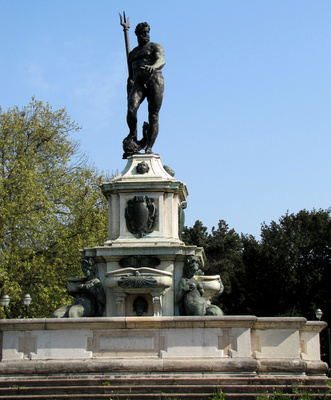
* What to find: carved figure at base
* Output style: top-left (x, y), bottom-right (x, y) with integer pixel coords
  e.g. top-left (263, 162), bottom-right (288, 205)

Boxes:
top-left (176, 256), bottom-right (223, 316)
top-left (123, 22), bottom-right (165, 159)
top-left (51, 257), bottom-right (106, 318)
top-left (133, 295), bottom-right (149, 316)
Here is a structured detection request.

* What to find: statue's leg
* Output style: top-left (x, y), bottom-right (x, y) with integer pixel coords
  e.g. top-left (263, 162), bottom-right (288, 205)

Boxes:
top-left (68, 304), bottom-right (85, 318)
top-left (184, 296), bottom-right (206, 316)
top-left (206, 304), bottom-right (223, 316)
top-left (146, 76), bottom-right (164, 152)
top-left (50, 305), bottom-right (70, 318)
top-left (127, 85), bottom-right (145, 142)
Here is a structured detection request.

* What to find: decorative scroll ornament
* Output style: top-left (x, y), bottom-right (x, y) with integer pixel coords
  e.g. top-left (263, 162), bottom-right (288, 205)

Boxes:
top-left (118, 271), bottom-right (158, 288)
top-left (125, 195), bottom-right (157, 237)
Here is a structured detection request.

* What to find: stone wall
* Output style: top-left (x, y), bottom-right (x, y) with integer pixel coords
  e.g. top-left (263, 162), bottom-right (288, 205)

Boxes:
top-left (0, 316), bottom-right (327, 376)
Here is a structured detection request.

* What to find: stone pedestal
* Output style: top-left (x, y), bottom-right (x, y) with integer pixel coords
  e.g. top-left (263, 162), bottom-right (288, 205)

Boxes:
top-left (101, 153), bottom-right (186, 245)
top-left (1, 155), bottom-right (328, 389)
top-left (80, 154), bottom-right (219, 317)
top-left (0, 316), bottom-right (327, 378)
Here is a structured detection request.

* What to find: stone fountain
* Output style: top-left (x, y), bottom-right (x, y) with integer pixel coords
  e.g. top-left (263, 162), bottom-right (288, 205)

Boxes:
top-left (0, 17), bottom-right (328, 398)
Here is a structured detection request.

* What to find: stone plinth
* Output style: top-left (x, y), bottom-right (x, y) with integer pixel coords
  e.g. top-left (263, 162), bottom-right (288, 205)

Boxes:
top-left (0, 317), bottom-right (327, 377)
top-left (105, 267), bottom-right (173, 316)
top-left (101, 153), bottom-right (187, 245)
top-left (81, 244), bottom-right (210, 317)
top-left (80, 153), bottom-right (221, 317)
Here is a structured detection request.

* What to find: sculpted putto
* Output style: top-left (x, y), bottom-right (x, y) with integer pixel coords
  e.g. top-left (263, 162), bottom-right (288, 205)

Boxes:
top-left (51, 257), bottom-right (106, 318)
top-left (176, 256), bottom-right (223, 316)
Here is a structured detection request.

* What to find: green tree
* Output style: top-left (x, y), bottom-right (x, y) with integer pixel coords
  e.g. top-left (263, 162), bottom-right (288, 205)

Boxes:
top-left (243, 209), bottom-right (331, 365)
top-left (207, 220), bottom-right (244, 314)
top-left (0, 99), bottom-right (108, 318)
top-left (183, 210), bottom-right (331, 321)
top-left (240, 233), bottom-right (263, 315)
top-left (182, 220), bottom-right (209, 250)
top-left (182, 220), bottom-right (244, 314)
top-left (247, 209), bottom-right (331, 319)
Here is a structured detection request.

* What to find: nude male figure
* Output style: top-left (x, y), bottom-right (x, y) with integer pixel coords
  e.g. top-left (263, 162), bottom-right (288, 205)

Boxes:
top-left (123, 22), bottom-right (165, 158)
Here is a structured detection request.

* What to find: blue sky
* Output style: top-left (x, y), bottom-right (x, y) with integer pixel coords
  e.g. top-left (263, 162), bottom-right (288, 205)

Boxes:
top-left (1, 1), bottom-right (330, 239)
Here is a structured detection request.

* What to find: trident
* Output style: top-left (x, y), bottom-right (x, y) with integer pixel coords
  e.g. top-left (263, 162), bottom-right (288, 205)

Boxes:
top-left (119, 11), bottom-right (130, 73)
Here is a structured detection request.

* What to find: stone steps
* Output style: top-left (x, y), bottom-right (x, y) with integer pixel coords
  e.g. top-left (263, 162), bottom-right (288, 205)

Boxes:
top-left (1, 375), bottom-right (329, 385)
top-left (0, 383), bottom-right (329, 393)
top-left (0, 392), bottom-right (331, 400)
top-left (0, 375), bottom-right (329, 399)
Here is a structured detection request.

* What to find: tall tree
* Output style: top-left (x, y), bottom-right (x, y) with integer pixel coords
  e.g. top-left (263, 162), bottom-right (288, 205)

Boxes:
top-left (254, 209), bottom-right (331, 319)
top-left (182, 220), bottom-right (209, 250)
top-left (206, 220), bottom-right (244, 314)
top-left (240, 233), bottom-right (263, 315)
top-left (0, 99), bottom-right (108, 318)
top-left (183, 210), bottom-right (331, 321)
top-left (182, 220), bottom-right (244, 314)
top-left (243, 209), bottom-right (331, 365)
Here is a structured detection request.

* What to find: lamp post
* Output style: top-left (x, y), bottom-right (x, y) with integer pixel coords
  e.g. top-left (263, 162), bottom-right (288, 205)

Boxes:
top-left (315, 308), bottom-right (331, 369)
top-left (1, 294), bottom-right (32, 319)
top-left (315, 308), bottom-right (323, 320)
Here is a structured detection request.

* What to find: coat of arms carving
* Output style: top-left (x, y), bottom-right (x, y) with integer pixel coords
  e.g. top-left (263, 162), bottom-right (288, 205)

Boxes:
top-left (125, 195), bottom-right (157, 237)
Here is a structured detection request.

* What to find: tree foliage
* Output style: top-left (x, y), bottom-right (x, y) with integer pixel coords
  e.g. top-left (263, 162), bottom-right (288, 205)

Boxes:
top-left (0, 99), bottom-right (108, 318)
top-left (182, 220), bottom-right (209, 249)
top-left (244, 209), bottom-right (331, 320)
top-left (182, 219), bottom-right (244, 314)
top-left (183, 209), bottom-right (331, 323)
top-left (242, 209), bottom-right (331, 365)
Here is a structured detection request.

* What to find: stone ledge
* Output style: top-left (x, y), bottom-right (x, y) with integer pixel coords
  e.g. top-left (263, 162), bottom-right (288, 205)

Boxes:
top-left (252, 317), bottom-right (307, 329)
top-left (0, 316), bottom-right (325, 331)
top-left (257, 358), bottom-right (329, 375)
top-left (301, 321), bottom-right (328, 333)
top-left (81, 244), bottom-right (205, 261)
top-left (0, 316), bottom-right (259, 331)
top-left (0, 357), bottom-right (327, 376)
top-left (0, 358), bottom-right (258, 375)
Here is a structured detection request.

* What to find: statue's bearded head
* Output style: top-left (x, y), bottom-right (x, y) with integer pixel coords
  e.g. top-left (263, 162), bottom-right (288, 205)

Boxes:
top-left (135, 22), bottom-right (150, 46)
